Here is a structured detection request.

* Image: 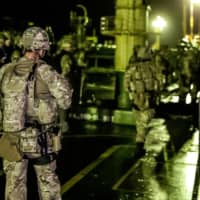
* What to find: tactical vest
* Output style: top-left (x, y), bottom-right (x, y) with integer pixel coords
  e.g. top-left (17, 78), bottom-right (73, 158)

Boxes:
top-left (126, 61), bottom-right (160, 93)
top-left (0, 59), bottom-right (57, 132)
top-left (125, 60), bottom-right (162, 110)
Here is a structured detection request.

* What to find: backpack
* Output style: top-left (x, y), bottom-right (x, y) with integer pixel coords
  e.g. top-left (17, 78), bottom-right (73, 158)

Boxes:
top-left (125, 61), bottom-right (160, 93)
top-left (125, 60), bottom-right (162, 110)
top-left (0, 59), bottom-right (56, 132)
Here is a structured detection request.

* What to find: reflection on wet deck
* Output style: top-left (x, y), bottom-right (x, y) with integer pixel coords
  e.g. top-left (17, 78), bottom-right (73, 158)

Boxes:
top-left (0, 118), bottom-right (199, 200)
top-left (115, 132), bottom-right (199, 200)
top-left (61, 129), bottom-right (199, 200)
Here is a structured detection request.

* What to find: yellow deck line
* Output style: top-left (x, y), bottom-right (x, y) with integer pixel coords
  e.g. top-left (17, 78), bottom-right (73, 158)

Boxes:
top-left (61, 145), bottom-right (121, 194)
top-left (112, 159), bottom-right (142, 190)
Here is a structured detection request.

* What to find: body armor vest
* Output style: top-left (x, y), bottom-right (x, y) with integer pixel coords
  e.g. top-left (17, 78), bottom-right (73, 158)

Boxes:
top-left (0, 59), bottom-right (56, 132)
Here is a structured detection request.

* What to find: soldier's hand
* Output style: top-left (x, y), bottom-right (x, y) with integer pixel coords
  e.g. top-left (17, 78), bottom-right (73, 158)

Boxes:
top-left (59, 121), bottom-right (69, 133)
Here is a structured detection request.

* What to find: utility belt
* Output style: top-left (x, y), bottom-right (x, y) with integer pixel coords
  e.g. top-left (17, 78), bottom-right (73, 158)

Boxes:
top-left (25, 120), bottom-right (56, 131)
top-left (24, 152), bottom-right (58, 165)
top-left (21, 121), bottom-right (62, 165)
top-left (0, 120), bottom-right (62, 164)
top-left (132, 91), bottom-right (159, 111)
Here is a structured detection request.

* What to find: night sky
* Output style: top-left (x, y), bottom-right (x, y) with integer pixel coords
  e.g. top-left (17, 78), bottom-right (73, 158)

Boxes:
top-left (0, 0), bottom-right (182, 46)
top-left (0, 0), bottom-right (115, 38)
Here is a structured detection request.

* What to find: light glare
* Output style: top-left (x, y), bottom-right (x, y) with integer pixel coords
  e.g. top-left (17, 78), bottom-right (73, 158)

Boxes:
top-left (191, 0), bottom-right (200, 4)
top-left (152, 16), bottom-right (167, 32)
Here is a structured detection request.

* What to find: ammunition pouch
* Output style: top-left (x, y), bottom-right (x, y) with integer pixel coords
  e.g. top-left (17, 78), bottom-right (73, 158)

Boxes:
top-left (19, 128), bottom-right (41, 153)
top-left (0, 133), bottom-right (23, 162)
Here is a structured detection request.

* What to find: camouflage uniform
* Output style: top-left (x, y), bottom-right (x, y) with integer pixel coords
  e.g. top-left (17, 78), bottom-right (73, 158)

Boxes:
top-left (125, 47), bottom-right (163, 144)
top-left (0, 27), bottom-right (73, 200)
top-left (55, 35), bottom-right (77, 133)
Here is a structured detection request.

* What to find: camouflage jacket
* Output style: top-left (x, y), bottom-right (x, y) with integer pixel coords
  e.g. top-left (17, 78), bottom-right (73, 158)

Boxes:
top-left (0, 56), bottom-right (73, 132)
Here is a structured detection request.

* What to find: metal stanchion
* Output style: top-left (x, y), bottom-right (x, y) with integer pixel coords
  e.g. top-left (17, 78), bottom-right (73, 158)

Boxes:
top-left (192, 100), bottom-right (200, 199)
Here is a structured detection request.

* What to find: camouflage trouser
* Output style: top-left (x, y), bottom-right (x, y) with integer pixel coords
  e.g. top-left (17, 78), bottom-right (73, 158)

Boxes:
top-left (135, 108), bottom-right (155, 143)
top-left (3, 158), bottom-right (61, 200)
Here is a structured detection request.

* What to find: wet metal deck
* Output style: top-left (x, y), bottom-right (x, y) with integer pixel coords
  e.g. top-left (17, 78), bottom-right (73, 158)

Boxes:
top-left (0, 117), bottom-right (199, 200)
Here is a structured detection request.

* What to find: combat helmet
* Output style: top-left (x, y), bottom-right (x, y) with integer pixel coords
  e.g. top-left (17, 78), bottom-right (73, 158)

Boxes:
top-left (137, 46), bottom-right (152, 60)
top-left (21, 26), bottom-right (50, 51)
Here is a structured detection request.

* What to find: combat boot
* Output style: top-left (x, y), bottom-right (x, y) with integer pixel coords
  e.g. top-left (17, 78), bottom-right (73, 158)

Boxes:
top-left (133, 142), bottom-right (145, 160)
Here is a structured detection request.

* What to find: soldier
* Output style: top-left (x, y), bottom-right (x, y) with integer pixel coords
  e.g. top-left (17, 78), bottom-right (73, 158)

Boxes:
top-left (55, 34), bottom-right (78, 133)
top-left (125, 46), bottom-right (164, 159)
top-left (0, 26), bottom-right (73, 200)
